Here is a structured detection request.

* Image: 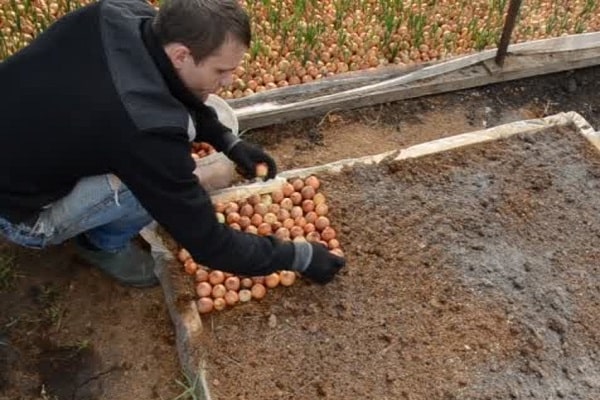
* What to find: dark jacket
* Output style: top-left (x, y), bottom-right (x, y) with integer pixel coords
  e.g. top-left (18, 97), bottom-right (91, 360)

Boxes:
top-left (0, 0), bottom-right (294, 274)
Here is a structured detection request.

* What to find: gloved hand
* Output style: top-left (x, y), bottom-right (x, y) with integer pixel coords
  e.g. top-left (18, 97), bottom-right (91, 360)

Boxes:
top-left (300, 242), bottom-right (346, 284)
top-left (227, 140), bottom-right (277, 180)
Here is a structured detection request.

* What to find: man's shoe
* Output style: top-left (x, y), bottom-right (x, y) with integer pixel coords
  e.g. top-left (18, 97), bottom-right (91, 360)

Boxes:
top-left (74, 237), bottom-right (159, 288)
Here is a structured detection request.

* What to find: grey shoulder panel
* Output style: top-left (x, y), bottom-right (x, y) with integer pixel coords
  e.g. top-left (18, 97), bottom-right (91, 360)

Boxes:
top-left (99, 0), bottom-right (188, 132)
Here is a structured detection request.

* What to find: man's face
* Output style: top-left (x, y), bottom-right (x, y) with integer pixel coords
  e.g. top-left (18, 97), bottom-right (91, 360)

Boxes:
top-left (170, 37), bottom-right (247, 102)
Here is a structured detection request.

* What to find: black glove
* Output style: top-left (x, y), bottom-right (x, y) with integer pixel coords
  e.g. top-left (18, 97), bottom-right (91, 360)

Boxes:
top-left (301, 242), bottom-right (346, 284)
top-left (227, 140), bottom-right (277, 180)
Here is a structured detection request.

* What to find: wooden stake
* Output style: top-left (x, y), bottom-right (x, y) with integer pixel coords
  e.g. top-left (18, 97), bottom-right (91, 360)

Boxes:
top-left (495, 0), bottom-right (523, 67)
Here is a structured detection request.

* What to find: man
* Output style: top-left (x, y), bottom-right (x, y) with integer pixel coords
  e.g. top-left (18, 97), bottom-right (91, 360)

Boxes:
top-left (0, 0), bottom-right (345, 287)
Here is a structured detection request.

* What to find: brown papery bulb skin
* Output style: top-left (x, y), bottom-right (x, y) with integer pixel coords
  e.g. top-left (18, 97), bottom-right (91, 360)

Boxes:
top-left (301, 185), bottom-right (316, 200)
top-left (239, 289), bottom-right (252, 302)
top-left (271, 189), bottom-right (284, 203)
top-left (312, 192), bottom-right (326, 205)
top-left (247, 194), bottom-right (261, 206)
top-left (306, 231), bottom-right (321, 242)
top-left (302, 199), bottom-right (315, 213)
top-left (315, 216), bottom-right (330, 231)
top-left (241, 277), bottom-right (254, 289)
top-left (254, 203), bottom-right (268, 216)
top-left (197, 297), bottom-right (214, 314)
top-left (328, 238), bottom-right (341, 249)
top-left (268, 203), bottom-right (281, 214)
top-left (304, 223), bottom-right (316, 234)
top-left (213, 297), bottom-right (227, 311)
top-left (265, 272), bottom-right (280, 288)
top-left (263, 212), bottom-right (278, 225)
top-left (289, 192), bottom-right (303, 205)
top-left (225, 290), bottom-right (240, 306)
top-left (211, 283), bottom-right (227, 298)
top-left (257, 222), bottom-right (272, 236)
top-left (279, 270), bottom-right (296, 287)
top-left (238, 216), bottom-right (251, 229)
top-left (240, 203), bottom-right (254, 217)
top-left (321, 226), bottom-right (337, 242)
top-left (305, 175), bottom-right (320, 190)
top-left (282, 183), bottom-right (295, 197)
top-left (289, 225), bottom-right (305, 239)
top-left (280, 198), bottom-right (293, 211)
top-left (277, 208), bottom-right (290, 222)
top-left (305, 211), bottom-right (318, 224)
top-left (275, 227), bottom-right (291, 240)
top-left (315, 203), bottom-right (329, 216)
top-left (184, 259), bottom-right (198, 275)
top-left (208, 270), bottom-right (225, 285)
top-left (224, 202), bottom-right (239, 214)
top-left (178, 248), bottom-right (191, 263)
top-left (251, 283), bottom-right (267, 299)
top-left (224, 276), bottom-right (241, 291)
top-left (226, 212), bottom-right (240, 225)
top-left (250, 213), bottom-right (263, 227)
top-left (196, 281), bottom-right (213, 298)
top-left (195, 268), bottom-right (209, 282)
top-left (292, 178), bottom-right (304, 191)
top-left (256, 163), bottom-right (269, 178)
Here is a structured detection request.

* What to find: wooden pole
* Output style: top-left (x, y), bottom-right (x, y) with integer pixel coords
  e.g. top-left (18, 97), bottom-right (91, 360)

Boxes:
top-left (495, 0), bottom-right (523, 67)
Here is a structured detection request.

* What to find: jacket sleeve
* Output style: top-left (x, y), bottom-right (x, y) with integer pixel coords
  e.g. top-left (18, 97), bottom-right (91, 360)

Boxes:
top-left (110, 126), bottom-right (294, 275)
top-left (192, 104), bottom-right (240, 153)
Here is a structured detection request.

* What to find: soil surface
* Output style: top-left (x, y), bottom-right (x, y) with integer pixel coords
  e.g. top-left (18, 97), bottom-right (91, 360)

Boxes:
top-left (204, 124), bottom-right (600, 400)
top-left (1, 65), bottom-right (600, 400)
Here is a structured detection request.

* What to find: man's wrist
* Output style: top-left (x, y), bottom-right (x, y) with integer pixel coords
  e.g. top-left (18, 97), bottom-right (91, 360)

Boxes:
top-left (223, 131), bottom-right (242, 154)
top-left (291, 241), bottom-right (313, 273)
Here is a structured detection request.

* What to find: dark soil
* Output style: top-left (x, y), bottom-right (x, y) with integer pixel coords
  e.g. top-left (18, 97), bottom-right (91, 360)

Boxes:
top-left (204, 125), bottom-right (600, 400)
top-left (1, 65), bottom-right (600, 400)
top-left (0, 242), bottom-right (181, 400)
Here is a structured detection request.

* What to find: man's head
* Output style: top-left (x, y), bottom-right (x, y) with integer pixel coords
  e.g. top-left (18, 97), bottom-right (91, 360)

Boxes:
top-left (152, 0), bottom-right (251, 101)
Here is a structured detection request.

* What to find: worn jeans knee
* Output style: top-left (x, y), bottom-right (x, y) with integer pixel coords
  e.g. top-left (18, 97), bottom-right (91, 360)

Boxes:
top-left (0, 174), bottom-right (152, 251)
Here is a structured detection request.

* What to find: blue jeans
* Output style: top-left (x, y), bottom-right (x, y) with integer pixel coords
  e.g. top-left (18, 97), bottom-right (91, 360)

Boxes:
top-left (0, 174), bottom-right (152, 251)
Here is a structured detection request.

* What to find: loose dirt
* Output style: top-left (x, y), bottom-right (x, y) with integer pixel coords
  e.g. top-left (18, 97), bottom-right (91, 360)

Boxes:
top-left (203, 124), bottom-right (600, 400)
top-left (1, 65), bottom-right (600, 400)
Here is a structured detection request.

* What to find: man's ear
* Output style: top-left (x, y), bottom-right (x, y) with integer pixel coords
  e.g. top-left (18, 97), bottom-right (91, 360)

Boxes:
top-left (164, 43), bottom-right (191, 70)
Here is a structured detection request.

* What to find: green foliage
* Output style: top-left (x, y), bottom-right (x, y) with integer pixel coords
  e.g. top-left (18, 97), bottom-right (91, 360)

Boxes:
top-left (0, 252), bottom-right (18, 292)
top-left (172, 372), bottom-right (203, 400)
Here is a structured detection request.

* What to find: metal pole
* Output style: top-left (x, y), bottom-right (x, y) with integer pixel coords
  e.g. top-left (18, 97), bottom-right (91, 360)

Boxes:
top-left (495, 0), bottom-right (523, 67)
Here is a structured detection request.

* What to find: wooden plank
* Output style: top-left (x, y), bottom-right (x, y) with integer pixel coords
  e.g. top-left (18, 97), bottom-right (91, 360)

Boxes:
top-left (510, 31), bottom-right (600, 54)
top-left (139, 224), bottom-right (214, 400)
top-left (154, 257), bottom-right (213, 400)
top-left (229, 33), bottom-right (600, 131)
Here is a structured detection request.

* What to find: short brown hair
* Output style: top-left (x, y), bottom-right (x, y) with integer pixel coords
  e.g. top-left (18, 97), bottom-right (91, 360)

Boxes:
top-left (152, 0), bottom-right (251, 62)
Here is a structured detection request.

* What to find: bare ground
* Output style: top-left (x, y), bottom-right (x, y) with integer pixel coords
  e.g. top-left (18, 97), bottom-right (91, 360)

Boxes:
top-left (202, 124), bottom-right (600, 400)
top-left (1, 65), bottom-right (600, 400)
